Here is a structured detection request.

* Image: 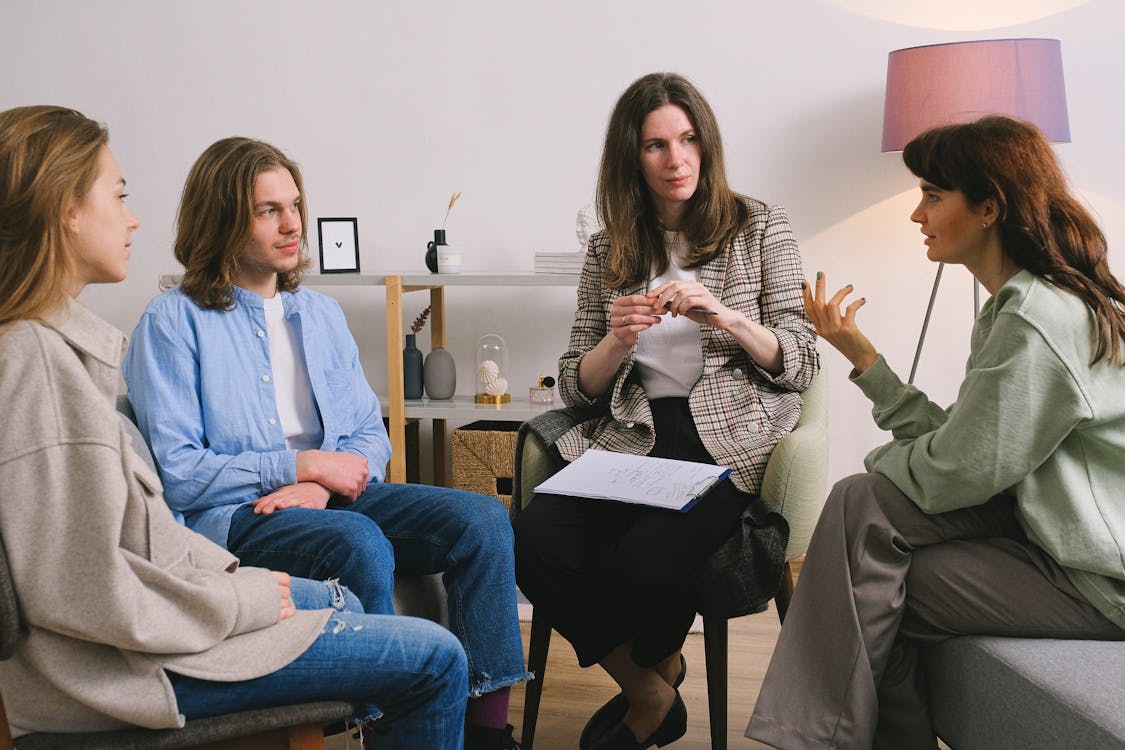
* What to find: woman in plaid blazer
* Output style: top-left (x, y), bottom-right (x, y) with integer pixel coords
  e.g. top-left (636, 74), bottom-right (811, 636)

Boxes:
top-left (513, 73), bottom-right (818, 750)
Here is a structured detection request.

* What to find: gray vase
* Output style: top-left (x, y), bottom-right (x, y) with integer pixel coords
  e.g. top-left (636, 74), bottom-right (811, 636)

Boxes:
top-left (423, 346), bottom-right (457, 400)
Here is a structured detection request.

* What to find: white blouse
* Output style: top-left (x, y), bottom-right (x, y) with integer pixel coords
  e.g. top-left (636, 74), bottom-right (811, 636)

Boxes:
top-left (633, 232), bottom-right (705, 399)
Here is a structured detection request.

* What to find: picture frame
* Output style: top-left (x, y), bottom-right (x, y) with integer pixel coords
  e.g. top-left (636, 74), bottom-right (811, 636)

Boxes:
top-left (317, 217), bottom-right (361, 274)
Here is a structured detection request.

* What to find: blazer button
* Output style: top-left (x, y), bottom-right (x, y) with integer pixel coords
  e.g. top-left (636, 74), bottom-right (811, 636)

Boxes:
top-left (732, 368), bottom-right (745, 380)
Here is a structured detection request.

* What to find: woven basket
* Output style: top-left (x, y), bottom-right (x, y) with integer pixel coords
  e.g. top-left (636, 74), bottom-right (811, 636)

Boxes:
top-left (451, 420), bottom-right (520, 508)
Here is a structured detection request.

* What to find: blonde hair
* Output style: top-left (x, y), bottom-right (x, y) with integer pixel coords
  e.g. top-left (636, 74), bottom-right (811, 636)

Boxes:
top-left (176, 137), bottom-right (309, 310)
top-left (0, 105), bottom-right (107, 324)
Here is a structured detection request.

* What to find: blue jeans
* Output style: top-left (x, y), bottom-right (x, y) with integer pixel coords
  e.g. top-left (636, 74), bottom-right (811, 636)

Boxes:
top-left (227, 482), bottom-right (530, 695)
top-left (171, 578), bottom-right (467, 750)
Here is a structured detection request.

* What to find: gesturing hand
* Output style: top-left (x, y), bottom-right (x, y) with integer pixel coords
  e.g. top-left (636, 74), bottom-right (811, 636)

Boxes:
top-left (803, 272), bottom-right (878, 373)
top-left (253, 481), bottom-right (332, 515)
top-left (272, 570), bottom-right (296, 620)
top-left (296, 450), bottom-right (369, 500)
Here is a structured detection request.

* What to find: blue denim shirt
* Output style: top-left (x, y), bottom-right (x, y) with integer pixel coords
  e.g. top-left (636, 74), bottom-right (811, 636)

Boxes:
top-left (123, 285), bottom-right (391, 547)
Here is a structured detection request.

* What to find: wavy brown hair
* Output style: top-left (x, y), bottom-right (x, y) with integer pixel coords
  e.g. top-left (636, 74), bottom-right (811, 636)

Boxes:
top-left (904, 115), bottom-right (1125, 365)
top-left (596, 72), bottom-right (747, 290)
top-left (0, 105), bottom-right (107, 324)
top-left (176, 137), bottom-right (308, 310)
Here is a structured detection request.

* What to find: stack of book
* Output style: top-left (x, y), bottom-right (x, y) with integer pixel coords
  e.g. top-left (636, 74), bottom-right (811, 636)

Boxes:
top-left (534, 251), bottom-right (584, 275)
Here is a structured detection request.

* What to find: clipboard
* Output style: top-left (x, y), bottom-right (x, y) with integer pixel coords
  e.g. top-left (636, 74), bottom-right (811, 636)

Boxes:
top-left (533, 449), bottom-right (731, 511)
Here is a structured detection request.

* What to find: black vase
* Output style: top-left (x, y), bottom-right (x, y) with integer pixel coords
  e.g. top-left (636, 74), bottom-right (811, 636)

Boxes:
top-left (425, 229), bottom-right (446, 273)
top-left (403, 333), bottom-right (424, 399)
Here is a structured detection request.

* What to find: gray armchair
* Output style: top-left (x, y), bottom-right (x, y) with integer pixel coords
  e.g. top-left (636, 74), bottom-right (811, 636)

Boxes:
top-left (511, 372), bottom-right (829, 750)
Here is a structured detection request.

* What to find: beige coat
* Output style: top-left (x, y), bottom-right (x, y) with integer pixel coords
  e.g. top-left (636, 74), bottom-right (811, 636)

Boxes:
top-left (0, 300), bottom-right (328, 737)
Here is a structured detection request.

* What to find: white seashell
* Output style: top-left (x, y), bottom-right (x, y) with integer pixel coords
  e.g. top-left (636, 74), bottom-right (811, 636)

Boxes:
top-left (477, 359), bottom-right (500, 381)
top-left (485, 377), bottom-right (508, 396)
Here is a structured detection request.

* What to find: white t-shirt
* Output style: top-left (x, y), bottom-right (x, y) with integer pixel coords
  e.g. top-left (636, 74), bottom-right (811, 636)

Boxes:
top-left (263, 294), bottom-right (323, 451)
top-left (633, 232), bottom-right (705, 399)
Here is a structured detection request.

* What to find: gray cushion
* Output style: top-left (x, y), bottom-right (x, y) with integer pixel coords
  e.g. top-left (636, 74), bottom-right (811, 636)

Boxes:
top-left (926, 636), bottom-right (1125, 750)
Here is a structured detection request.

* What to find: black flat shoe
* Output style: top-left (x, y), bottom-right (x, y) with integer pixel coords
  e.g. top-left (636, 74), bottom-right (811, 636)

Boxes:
top-left (580, 655), bottom-right (686, 750)
top-left (586, 691), bottom-right (687, 750)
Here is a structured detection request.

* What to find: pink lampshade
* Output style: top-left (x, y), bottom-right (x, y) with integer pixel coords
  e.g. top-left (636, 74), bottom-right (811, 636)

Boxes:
top-left (881, 38), bottom-right (1069, 152)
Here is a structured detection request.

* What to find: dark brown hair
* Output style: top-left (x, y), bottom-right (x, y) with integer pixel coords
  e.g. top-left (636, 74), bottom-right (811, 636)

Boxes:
top-left (596, 72), bottom-right (747, 289)
top-left (0, 105), bottom-right (107, 323)
top-left (175, 137), bottom-right (308, 310)
top-left (904, 115), bottom-right (1125, 365)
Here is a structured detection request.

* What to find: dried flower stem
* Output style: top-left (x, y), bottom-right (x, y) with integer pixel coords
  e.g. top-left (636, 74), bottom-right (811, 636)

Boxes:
top-left (410, 305), bottom-right (432, 334)
top-left (441, 191), bottom-right (462, 229)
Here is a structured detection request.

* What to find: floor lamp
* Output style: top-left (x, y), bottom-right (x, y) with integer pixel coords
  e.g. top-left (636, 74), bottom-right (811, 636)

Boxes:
top-left (880, 38), bottom-right (1070, 383)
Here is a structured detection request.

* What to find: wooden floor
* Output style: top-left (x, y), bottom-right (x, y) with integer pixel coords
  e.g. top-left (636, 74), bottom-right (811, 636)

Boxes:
top-left (326, 607), bottom-right (959, 750)
top-left (508, 610), bottom-right (779, 749)
top-left (327, 609), bottom-right (781, 749)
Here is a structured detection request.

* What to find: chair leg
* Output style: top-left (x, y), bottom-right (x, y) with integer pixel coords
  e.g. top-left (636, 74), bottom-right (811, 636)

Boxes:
top-left (702, 615), bottom-right (728, 750)
top-left (0, 692), bottom-right (13, 750)
top-left (774, 556), bottom-right (804, 624)
top-left (521, 608), bottom-right (553, 750)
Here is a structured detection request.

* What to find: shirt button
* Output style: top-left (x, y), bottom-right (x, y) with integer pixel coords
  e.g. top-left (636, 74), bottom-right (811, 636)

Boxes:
top-left (268, 418), bottom-right (277, 425)
top-left (257, 330), bottom-right (265, 338)
top-left (625, 421), bottom-right (635, 429)
top-left (262, 374), bottom-right (271, 382)
top-left (732, 368), bottom-right (745, 380)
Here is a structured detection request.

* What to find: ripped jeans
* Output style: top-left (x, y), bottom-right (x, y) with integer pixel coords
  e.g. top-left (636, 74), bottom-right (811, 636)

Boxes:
top-left (227, 481), bottom-right (530, 696)
top-left (169, 578), bottom-right (467, 750)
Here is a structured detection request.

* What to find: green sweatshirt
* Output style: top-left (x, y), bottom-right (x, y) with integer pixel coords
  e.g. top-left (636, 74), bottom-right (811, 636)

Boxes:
top-left (852, 269), bottom-right (1125, 630)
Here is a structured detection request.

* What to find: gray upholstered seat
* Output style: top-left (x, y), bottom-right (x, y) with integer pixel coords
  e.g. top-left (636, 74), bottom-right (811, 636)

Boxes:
top-left (926, 636), bottom-right (1125, 750)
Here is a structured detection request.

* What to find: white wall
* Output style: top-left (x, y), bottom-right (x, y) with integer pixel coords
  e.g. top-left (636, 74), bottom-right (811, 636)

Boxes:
top-left (5, 0), bottom-right (1123, 486)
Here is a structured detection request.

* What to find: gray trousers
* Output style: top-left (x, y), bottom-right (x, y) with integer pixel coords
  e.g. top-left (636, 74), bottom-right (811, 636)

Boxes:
top-left (746, 473), bottom-right (1124, 750)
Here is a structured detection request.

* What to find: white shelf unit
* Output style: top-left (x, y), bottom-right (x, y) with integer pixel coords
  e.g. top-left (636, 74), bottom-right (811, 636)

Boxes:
top-left (307, 272), bottom-right (579, 484)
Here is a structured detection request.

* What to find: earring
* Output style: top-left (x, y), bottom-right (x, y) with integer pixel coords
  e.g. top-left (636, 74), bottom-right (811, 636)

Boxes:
top-left (981, 223), bottom-right (989, 230)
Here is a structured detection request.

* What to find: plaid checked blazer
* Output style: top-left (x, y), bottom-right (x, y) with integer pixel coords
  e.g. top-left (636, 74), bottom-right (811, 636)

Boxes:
top-left (556, 197), bottom-right (819, 498)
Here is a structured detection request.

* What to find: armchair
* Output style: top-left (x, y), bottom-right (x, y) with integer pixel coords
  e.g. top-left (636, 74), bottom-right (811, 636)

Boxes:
top-left (511, 372), bottom-right (828, 750)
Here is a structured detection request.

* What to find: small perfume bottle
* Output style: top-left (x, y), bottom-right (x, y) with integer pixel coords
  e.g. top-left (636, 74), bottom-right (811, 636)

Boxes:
top-left (529, 375), bottom-right (555, 404)
top-left (475, 333), bottom-right (511, 404)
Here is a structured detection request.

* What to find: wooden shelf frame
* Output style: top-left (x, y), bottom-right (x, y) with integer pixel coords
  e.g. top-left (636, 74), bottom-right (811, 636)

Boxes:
top-left (162, 271), bottom-right (579, 485)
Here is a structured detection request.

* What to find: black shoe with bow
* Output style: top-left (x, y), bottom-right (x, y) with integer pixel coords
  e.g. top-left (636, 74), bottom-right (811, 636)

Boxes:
top-left (587, 691), bottom-right (687, 750)
top-left (579, 655), bottom-right (686, 749)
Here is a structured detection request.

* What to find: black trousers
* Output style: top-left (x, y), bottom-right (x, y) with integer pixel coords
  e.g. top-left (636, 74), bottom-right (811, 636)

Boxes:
top-left (513, 398), bottom-right (750, 668)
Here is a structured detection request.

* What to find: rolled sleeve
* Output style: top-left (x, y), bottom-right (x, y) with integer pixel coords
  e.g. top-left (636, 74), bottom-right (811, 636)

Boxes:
top-left (260, 449), bottom-right (299, 492)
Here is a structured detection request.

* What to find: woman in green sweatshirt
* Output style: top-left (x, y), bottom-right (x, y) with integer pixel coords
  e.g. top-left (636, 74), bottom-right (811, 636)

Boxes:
top-left (747, 115), bottom-right (1125, 750)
